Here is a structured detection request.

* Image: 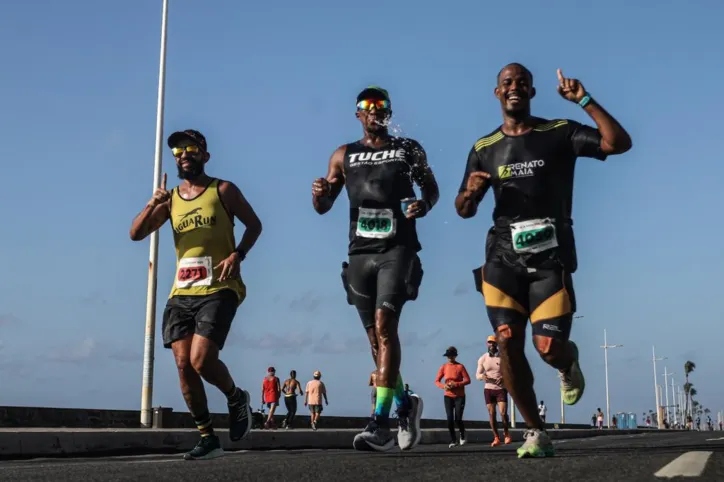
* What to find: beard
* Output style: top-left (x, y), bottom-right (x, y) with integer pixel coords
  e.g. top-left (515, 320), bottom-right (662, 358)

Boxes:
top-left (177, 161), bottom-right (204, 180)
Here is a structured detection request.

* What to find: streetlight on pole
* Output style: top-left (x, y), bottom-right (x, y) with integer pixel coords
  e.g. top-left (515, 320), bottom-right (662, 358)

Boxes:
top-left (668, 374), bottom-right (677, 426)
top-left (601, 329), bottom-right (623, 428)
top-left (140, 0), bottom-right (170, 428)
top-left (663, 368), bottom-right (675, 427)
top-left (652, 346), bottom-right (667, 429)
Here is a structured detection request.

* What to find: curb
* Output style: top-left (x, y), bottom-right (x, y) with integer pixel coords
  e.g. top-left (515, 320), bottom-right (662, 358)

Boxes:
top-left (0, 428), bottom-right (650, 459)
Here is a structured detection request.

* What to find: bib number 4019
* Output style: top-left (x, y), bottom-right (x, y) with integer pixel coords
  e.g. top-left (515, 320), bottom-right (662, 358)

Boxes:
top-left (510, 219), bottom-right (558, 254)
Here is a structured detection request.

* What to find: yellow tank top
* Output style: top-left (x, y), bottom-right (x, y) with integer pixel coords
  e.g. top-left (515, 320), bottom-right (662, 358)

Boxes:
top-left (168, 178), bottom-right (246, 304)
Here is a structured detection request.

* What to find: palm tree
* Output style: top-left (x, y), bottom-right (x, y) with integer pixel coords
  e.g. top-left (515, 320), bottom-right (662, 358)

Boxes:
top-left (684, 361), bottom-right (696, 416)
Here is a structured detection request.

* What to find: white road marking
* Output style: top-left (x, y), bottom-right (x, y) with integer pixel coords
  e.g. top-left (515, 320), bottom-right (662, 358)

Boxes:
top-left (654, 451), bottom-right (712, 478)
top-left (706, 436), bottom-right (724, 441)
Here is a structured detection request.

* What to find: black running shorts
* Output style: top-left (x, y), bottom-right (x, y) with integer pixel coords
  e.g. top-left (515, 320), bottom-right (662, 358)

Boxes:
top-left (344, 245), bottom-right (422, 329)
top-left (475, 261), bottom-right (577, 340)
top-left (162, 289), bottom-right (239, 350)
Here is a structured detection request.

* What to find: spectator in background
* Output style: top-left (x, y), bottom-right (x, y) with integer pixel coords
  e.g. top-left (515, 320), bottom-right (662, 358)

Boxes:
top-left (538, 400), bottom-right (547, 424)
top-left (261, 367), bottom-right (281, 429)
top-left (435, 346), bottom-right (471, 448)
top-left (597, 408), bottom-right (604, 429)
top-left (281, 370), bottom-right (303, 429)
top-left (368, 370), bottom-right (377, 416)
top-left (305, 370), bottom-right (328, 431)
top-left (477, 335), bottom-right (511, 446)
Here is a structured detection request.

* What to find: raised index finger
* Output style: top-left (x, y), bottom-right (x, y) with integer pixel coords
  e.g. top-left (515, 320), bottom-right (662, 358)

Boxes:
top-left (161, 172), bottom-right (167, 190)
top-left (557, 68), bottom-right (565, 83)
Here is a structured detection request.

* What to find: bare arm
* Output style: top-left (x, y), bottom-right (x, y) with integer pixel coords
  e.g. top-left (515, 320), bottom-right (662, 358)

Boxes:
top-left (582, 100), bottom-right (632, 155)
top-left (312, 146), bottom-right (346, 215)
top-left (218, 181), bottom-right (263, 257)
top-left (129, 173), bottom-right (171, 241)
top-left (476, 356), bottom-right (486, 381)
top-left (408, 142), bottom-right (439, 213)
top-left (557, 68), bottom-right (632, 155)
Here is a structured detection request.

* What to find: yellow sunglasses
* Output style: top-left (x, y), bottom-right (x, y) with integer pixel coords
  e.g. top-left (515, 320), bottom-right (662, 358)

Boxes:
top-left (171, 145), bottom-right (202, 157)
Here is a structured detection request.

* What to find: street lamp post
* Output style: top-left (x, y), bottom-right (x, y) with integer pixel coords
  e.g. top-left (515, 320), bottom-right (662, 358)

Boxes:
top-left (663, 367), bottom-right (675, 427)
top-left (601, 329), bottom-right (623, 428)
top-left (140, 0), bottom-right (170, 428)
top-left (652, 346), bottom-right (667, 430)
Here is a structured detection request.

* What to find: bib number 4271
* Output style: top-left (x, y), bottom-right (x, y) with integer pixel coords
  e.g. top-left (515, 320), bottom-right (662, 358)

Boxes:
top-left (510, 218), bottom-right (558, 254)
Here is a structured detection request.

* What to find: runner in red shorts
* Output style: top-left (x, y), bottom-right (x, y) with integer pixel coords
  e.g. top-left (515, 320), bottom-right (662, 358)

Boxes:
top-left (477, 335), bottom-right (512, 446)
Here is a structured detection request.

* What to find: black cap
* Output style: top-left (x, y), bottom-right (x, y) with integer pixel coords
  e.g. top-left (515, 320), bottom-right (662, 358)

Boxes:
top-left (444, 346), bottom-right (458, 357)
top-left (167, 129), bottom-right (207, 151)
top-left (357, 85), bottom-right (390, 104)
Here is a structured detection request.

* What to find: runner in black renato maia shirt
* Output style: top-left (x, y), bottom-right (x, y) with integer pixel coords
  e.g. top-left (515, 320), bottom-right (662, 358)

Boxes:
top-left (312, 86), bottom-right (439, 452)
top-left (455, 63), bottom-right (632, 459)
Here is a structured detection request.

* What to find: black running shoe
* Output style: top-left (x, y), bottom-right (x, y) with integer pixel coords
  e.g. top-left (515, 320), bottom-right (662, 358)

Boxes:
top-left (228, 388), bottom-right (252, 442)
top-left (353, 420), bottom-right (395, 452)
top-left (183, 434), bottom-right (224, 460)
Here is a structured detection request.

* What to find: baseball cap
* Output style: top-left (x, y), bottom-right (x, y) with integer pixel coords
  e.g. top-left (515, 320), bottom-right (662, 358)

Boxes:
top-left (313, 370), bottom-right (322, 378)
top-left (487, 335), bottom-right (497, 343)
top-left (167, 129), bottom-right (208, 151)
top-left (357, 85), bottom-right (390, 104)
top-left (443, 346), bottom-right (458, 357)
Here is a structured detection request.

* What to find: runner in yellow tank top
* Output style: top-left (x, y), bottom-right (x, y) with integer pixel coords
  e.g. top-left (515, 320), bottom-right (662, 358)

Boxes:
top-left (130, 129), bottom-right (263, 461)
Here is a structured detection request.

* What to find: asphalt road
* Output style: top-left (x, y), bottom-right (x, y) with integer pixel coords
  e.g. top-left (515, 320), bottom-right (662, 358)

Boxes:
top-left (1, 431), bottom-right (722, 481)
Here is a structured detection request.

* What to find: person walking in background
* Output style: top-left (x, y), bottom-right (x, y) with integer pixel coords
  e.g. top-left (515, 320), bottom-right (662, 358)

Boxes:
top-left (281, 370), bottom-right (303, 429)
top-left (538, 401), bottom-right (547, 424)
top-left (305, 371), bottom-right (328, 430)
top-left (477, 335), bottom-right (511, 446)
top-left (261, 367), bottom-right (281, 429)
top-left (369, 370), bottom-right (377, 416)
top-left (597, 408), bottom-right (604, 429)
top-left (435, 346), bottom-right (471, 448)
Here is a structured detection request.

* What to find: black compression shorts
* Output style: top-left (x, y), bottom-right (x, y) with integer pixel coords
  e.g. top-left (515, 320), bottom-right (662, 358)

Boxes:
top-left (162, 289), bottom-right (239, 350)
top-left (343, 245), bottom-right (422, 329)
top-left (475, 261), bottom-right (577, 340)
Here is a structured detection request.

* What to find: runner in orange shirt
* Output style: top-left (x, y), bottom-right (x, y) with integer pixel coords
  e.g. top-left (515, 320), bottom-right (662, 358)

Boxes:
top-left (435, 346), bottom-right (471, 447)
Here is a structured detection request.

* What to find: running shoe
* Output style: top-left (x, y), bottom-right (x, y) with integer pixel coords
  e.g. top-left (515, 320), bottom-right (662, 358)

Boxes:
top-left (459, 437), bottom-right (467, 446)
top-left (491, 436), bottom-right (501, 447)
top-left (397, 394), bottom-right (424, 451)
top-left (504, 433), bottom-right (513, 445)
top-left (183, 434), bottom-right (224, 460)
top-left (448, 441), bottom-right (457, 448)
top-left (516, 429), bottom-right (555, 458)
top-left (353, 420), bottom-right (395, 452)
top-left (560, 341), bottom-right (585, 406)
top-left (228, 388), bottom-right (252, 442)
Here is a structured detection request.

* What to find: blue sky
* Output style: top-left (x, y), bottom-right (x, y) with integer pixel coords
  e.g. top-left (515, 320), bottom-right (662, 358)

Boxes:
top-left (1, 0), bottom-right (722, 425)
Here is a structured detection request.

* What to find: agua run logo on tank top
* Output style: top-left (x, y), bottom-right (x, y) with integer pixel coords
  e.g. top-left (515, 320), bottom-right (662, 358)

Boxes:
top-left (348, 148), bottom-right (407, 167)
top-left (173, 207), bottom-right (217, 234)
top-left (498, 159), bottom-right (545, 180)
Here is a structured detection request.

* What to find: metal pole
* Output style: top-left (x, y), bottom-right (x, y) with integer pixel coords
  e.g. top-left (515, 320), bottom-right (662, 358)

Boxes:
top-left (601, 329), bottom-right (622, 429)
top-left (560, 391), bottom-right (565, 424)
top-left (141, 0), bottom-right (170, 428)
top-left (670, 376), bottom-right (677, 426)
top-left (652, 347), bottom-right (667, 429)
top-left (663, 367), bottom-right (670, 426)
top-left (604, 329), bottom-right (610, 428)
top-left (509, 394), bottom-right (516, 428)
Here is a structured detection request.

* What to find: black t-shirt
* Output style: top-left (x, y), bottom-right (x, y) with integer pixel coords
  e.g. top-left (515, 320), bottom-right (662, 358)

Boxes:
top-left (458, 118), bottom-right (606, 270)
top-left (343, 137), bottom-right (426, 255)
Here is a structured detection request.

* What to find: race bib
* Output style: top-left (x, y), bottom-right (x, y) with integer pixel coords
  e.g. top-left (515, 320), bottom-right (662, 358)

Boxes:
top-left (356, 208), bottom-right (396, 239)
top-left (176, 256), bottom-right (213, 288)
top-left (510, 218), bottom-right (558, 254)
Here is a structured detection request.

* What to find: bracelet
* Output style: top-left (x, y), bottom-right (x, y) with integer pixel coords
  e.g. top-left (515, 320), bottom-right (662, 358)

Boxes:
top-left (579, 94), bottom-right (592, 108)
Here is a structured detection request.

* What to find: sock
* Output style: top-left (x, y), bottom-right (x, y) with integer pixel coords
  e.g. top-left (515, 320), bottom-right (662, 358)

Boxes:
top-left (374, 386), bottom-right (394, 423)
top-left (393, 375), bottom-right (410, 411)
top-left (194, 410), bottom-right (214, 437)
top-left (225, 383), bottom-right (241, 404)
